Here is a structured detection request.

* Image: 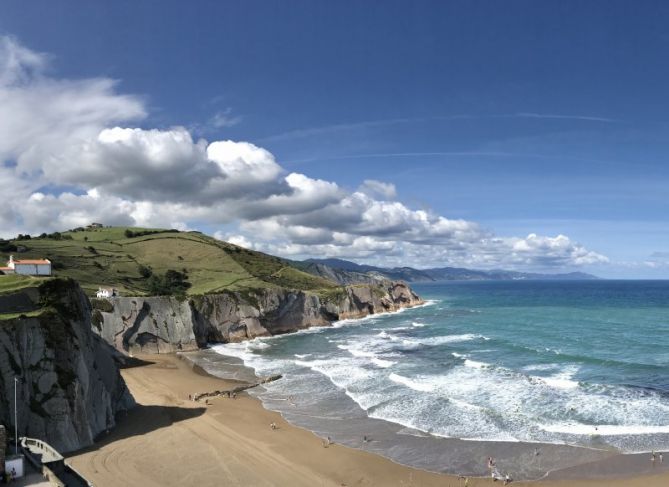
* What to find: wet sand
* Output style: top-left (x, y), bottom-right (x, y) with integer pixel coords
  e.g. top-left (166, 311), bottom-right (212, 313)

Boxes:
top-left (67, 353), bottom-right (669, 486)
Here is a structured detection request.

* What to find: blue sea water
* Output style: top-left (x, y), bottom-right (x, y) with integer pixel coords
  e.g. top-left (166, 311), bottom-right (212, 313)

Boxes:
top-left (210, 280), bottom-right (669, 456)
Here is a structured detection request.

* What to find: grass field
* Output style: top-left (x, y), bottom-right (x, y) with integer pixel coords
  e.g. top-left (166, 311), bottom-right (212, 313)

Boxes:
top-left (0, 227), bottom-right (336, 297)
top-left (0, 274), bottom-right (50, 294)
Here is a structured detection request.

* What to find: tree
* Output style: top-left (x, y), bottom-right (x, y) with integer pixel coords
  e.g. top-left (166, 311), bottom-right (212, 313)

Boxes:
top-left (146, 270), bottom-right (191, 296)
top-left (138, 265), bottom-right (152, 278)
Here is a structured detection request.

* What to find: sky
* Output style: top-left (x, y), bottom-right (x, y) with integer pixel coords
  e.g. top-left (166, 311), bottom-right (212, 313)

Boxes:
top-left (1, 0), bottom-right (668, 278)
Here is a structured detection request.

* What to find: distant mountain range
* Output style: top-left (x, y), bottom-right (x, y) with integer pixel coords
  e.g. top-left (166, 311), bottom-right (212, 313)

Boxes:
top-left (296, 258), bottom-right (599, 285)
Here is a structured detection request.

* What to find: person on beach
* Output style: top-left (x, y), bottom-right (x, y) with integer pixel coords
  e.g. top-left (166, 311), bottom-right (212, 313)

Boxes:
top-left (652, 450), bottom-right (656, 462)
top-left (504, 473), bottom-right (512, 485)
top-left (660, 452), bottom-right (664, 462)
top-left (270, 422), bottom-right (277, 430)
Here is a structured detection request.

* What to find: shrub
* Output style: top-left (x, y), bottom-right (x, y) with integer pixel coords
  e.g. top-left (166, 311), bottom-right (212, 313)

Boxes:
top-left (91, 298), bottom-right (114, 313)
top-left (147, 269), bottom-right (191, 296)
top-left (138, 264), bottom-right (152, 278)
top-left (0, 239), bottom-right (17, 252)
top-left (91, 310), bottom-right (104, 329)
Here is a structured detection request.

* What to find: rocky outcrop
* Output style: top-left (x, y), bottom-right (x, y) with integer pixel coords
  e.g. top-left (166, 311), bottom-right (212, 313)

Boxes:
top-left (299, 262), bottom-right (387, 286)
top-left (95, 281), bottom-right (423, 353)
top-left (93, 296), bottom-right (198, 354)
top-left (0, 280), bottom-right (133, 453)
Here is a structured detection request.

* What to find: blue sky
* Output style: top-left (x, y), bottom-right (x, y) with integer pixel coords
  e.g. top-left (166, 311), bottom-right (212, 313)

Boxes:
top-left (1, 1), bottom-right (668, 277)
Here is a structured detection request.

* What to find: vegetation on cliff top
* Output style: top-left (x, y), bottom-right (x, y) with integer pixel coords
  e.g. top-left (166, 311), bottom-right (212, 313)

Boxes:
top-left (0, 275), bottom-right (50, 295)
top-left (0, 227), bottom-right (337, 296)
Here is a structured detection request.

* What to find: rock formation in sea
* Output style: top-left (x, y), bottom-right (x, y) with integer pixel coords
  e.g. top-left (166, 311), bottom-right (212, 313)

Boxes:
top-left (93, 281), bottom-right (423, 354)
top-left (0, 280), bottom-right (133, 453)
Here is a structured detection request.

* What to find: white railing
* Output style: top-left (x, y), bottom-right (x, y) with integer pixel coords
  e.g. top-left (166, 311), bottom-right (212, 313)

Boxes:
top-left (21, 437), bottom-right (63, 462)
top-left (20, 437), bottom-right (94, 486)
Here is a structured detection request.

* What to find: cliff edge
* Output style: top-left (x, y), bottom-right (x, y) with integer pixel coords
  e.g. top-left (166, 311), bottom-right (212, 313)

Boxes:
top-left (94, 281), bottom-right (423, 354)
top-left (0, 279), bottom-right (133, 453)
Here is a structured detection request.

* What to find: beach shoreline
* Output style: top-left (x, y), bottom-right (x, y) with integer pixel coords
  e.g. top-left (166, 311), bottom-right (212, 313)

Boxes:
top-left (66, 352), bottom-right (669, 487)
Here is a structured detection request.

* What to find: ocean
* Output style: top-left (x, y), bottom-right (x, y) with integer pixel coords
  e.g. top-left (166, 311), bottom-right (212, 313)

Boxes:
top-left (192, 280), bottom-right (669, 478)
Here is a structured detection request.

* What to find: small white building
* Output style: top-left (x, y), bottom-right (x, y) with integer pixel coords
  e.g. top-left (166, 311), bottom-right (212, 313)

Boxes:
top-left (96, 287), bottom-right (117, 299)
top-left (5, 256), bottom-right (52, 276)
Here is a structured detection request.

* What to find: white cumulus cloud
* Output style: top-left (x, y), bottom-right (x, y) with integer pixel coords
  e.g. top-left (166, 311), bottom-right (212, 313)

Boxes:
top-left (0, 36), bottom-right (609, 271)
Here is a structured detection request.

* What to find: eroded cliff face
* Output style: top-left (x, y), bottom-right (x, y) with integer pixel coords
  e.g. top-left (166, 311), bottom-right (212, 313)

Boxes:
top-left (0, 280), bottom-right (133, 453)
top-left (96, 281), bottom-right (423, 353)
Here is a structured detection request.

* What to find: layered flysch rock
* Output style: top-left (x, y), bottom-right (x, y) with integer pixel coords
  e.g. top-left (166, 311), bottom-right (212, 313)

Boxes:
top-left (0, 280), bottom-right (133, 453)
top-left (95, 281), bottom-right (423, 354)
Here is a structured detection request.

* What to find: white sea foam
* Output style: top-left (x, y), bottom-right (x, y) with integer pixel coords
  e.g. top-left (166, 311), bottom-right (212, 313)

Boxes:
top-left (537, 366), bottom-right (580, 390)
top-left (463, 359), bottom-right (489, 369)
top-left (374, 326), bottom-right (411, 332)
top-left (540, 423), bottom-right (669, 436)
top-left (249, 341), bottom-right (271, 350)
top-left (389, 373), bottom-right (435, 392)
top-left (337, 344), bottom-right (375, 358)
top-left (332, 313), bottom-right (378, 328)
top-left (337, 342), bottom-right (396, 368)
top-left (418, 334), bottom-right (488, 346)
top-left (412, 321), bottom-right (426, 327)
top-left (372, 358), bottom-right (396, 368)
top-left (523, 363), bottom-right (558, 372)
top-left (210, 295), bottom-right (669, 453)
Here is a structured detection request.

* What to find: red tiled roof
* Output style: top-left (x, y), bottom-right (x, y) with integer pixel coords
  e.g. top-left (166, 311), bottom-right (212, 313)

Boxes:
top-left (13, 259), bottom-right (51, 265)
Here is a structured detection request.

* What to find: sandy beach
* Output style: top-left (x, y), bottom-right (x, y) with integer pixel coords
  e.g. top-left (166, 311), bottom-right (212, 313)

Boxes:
top-left (68, 354), bottom-right (669, 487)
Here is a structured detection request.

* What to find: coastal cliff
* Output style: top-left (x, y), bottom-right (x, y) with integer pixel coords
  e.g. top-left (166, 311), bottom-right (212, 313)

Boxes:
top-left (0, 280), bottom-right (133, 453)
top-left (94, 281), bottom-right (423, 354)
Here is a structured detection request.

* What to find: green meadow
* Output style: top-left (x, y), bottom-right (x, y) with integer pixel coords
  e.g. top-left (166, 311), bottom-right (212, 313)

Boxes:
top-left (0, 227), bottom-right (336, 297)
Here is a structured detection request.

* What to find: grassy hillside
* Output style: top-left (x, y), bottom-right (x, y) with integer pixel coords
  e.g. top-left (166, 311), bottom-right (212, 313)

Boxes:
top-left (0, 227), bottom-right (336, 297)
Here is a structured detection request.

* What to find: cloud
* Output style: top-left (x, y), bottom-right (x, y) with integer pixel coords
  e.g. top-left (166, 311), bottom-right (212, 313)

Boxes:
top-left (0, 36), bottom-right (47, 84)
top-left (0, 36), bottom-right (146, 177)
top-left (358, 179), bottom-right (397, 200)
top-left (511, 113), bottom-right (618, 123)
top-left (643, 251), bottom-right (669, 268)
top-left (261, 113), bottom-right (618, 143)
top-left (0, 36), bottom-right (608, 271)
top-left (210, 108), bottom-right (242, 128)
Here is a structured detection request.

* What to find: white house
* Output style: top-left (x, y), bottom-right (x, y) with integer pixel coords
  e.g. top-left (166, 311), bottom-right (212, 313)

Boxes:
top-left (4, 256), bottom-right (52, 276)
top-left (96, 287), bottom-right (117, 299)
